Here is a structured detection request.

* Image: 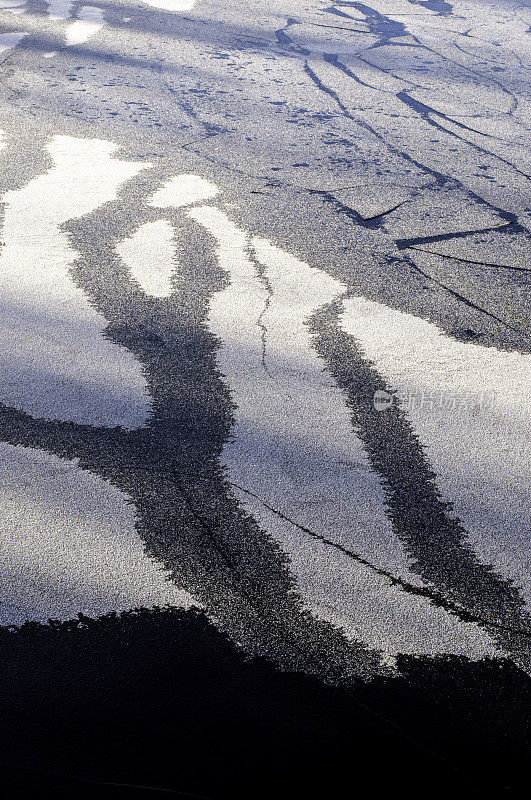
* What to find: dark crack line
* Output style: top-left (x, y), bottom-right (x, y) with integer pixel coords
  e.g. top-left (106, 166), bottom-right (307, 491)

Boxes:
top-left (406, 245), bottom-right (531, 272)
top-left (62, 775), bottom-right (210, 798)
top-left (310, 301), bottom-right (531, 669)
top-left (324, 52), bottom-right (398, 91)
top-left (303, 58), bottom-right (529, 238)
top-left (412, 40), bottom-right (520, 115)
top-left (348, 12), bottom-right (521, 117)
top-left (228, 481), bottom-right (531, 640)
top-left (452, 37), bottom-right (527, 85)
top-left (181, 130), bottom-right (226, 151)
top-left (309, 187), bottom-right (365, 226)
top-left (335, 6), bottom-right (521, 118)
top-left (247, 243), bottom-right (275, 379)
top-left (396, 90), bottom-right (531, 179)
top-left (399, 93), bottom-right (510, 143)
top-left (0, 401), bottom-right (257, 612)
top-left (321, 52), bottom-right (528, 174)
top-left (0, 761), bottom-right (212, 798)
top-left (275, 18), bottom-right (310, 56)
top-left (323, 52), bottom-right (395, 92)
top-left (299, 185), bottom-right (526, 335)
top-left (395, 222), bottom-right (513, 248)
top-left (302, 22), bottom-right (369, 33)
top-left (362, 200), bottom-right (408, 222)
top-left (399, 256), bottom-right (527, 336)
top-left (355, 53), bottom-right (428, 90)
top-left (171, 474), bottom-right (241, 577)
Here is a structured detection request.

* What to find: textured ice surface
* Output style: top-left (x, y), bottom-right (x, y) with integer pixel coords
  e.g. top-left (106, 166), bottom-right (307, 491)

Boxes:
top-left (0, 136), bottom-right (151, 429)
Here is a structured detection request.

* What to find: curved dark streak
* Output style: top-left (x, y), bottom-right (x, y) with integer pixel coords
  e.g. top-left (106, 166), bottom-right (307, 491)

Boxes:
top-left (309, 302), bottom-right (531, 672)
top-left (223, 481), bottom-right (531, 640)
top-left (331, 49), bottom-right (514, 146)
top-left (304, 22), bottom-right (369, 34)
top-left (416, 40), bottom-right (521, 116)
top-left (362, 201), bottom-right (408, 221)
top-left (0, 160), bottom-right (381, 682)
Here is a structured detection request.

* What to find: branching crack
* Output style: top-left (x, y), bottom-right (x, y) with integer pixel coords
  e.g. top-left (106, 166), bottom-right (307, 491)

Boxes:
top-left (397, 90), bottom-right (530, 171)
top-left (303, 55), bottom-right (530, 243)
top-left (400, 255), bottom-right (527, 336)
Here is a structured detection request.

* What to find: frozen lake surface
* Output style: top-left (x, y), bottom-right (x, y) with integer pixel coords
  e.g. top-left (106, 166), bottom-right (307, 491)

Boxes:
top-left (0, 0), bottom-right (528, 679)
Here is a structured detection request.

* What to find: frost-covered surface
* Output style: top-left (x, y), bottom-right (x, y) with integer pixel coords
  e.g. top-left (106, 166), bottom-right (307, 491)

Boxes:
top-left (0, 135), bottom-right (151, 429)
top-left (0, 443), bottom-right (196, 626)
top-left (0, 0), bottom-right (528, 679)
